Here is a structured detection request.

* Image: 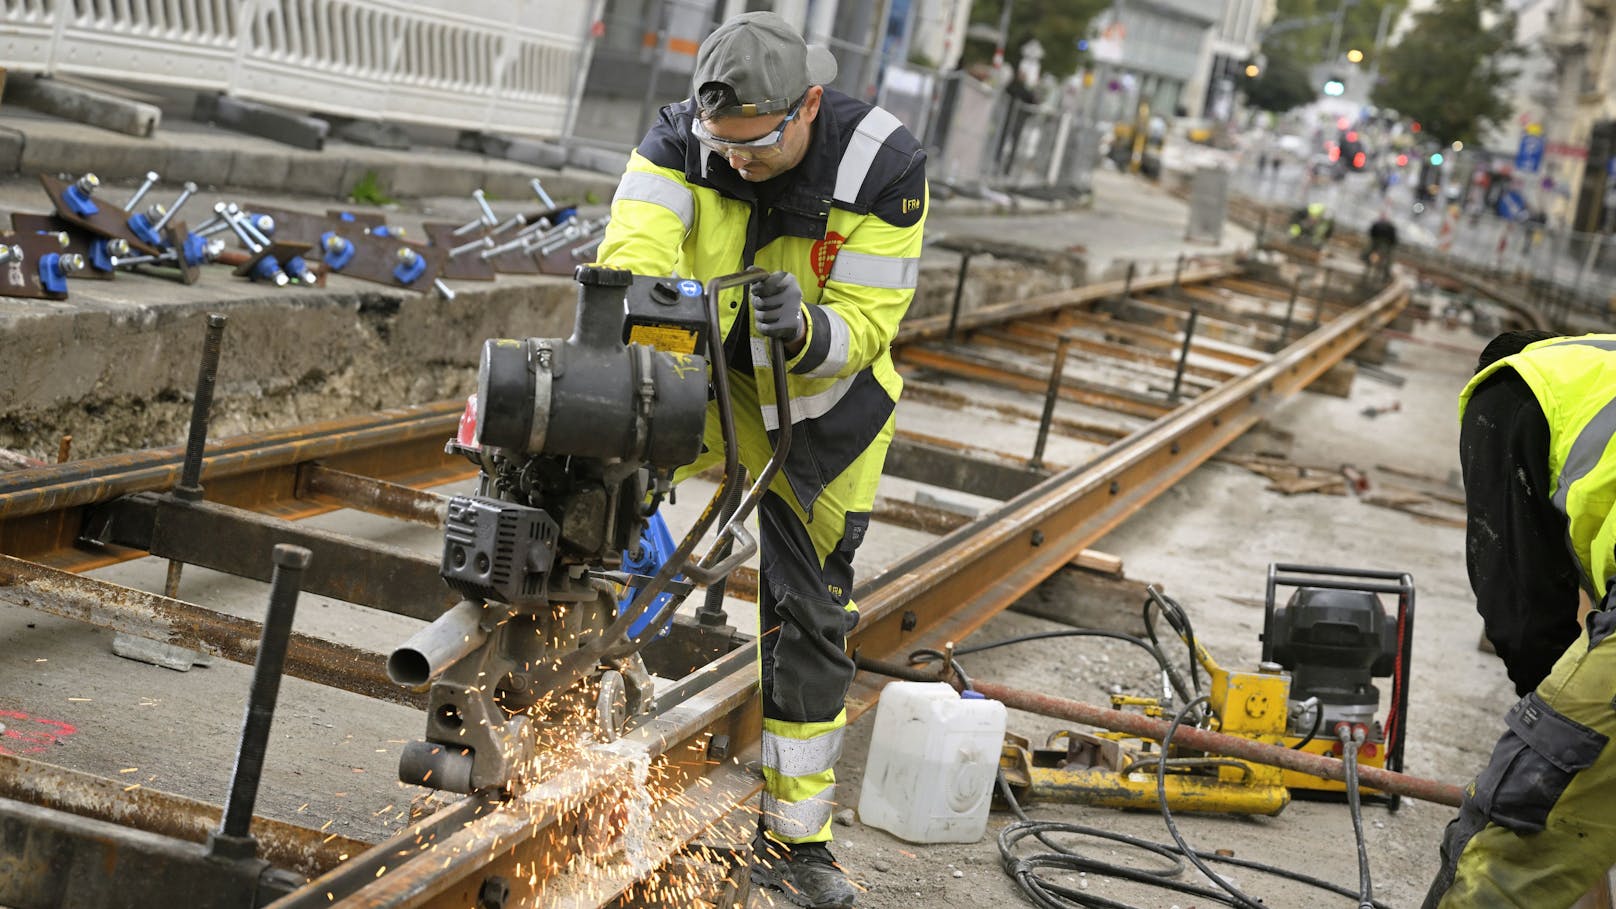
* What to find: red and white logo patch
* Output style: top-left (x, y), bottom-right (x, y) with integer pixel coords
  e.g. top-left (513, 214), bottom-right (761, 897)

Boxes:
top-left (810, 232), bottom-right (845, 288)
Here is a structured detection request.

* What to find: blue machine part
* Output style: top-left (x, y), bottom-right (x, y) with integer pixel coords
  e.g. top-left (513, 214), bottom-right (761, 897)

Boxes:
top-left (619, 511), bottom-right (682, 640)
top-left (677, 279), bottom-right (702, 297)
top-left (285, 256), bottom-right (315, 284)
top-left (370, 225), bottom-right (401, 238)
top-left (87, 238), bottom-right (116, 272)
top-left (392, 249), bottom-right (427, 284)
top-left (554, 207), bottom-right (577, 224)
top-left (338, 211), bottom-right (357, 222)
top-left (63, 183), bottom-right (99, 217)
top-left (178, 231), bottom-right (209, 267)
top-left (251, 256), bottom-right (284, 282)
top-left (127, 212), bottom-right (163, 247)
top-left (320, 232), bottom-right (355, 270)
top-left (38, 253), bottom-right (71, 294)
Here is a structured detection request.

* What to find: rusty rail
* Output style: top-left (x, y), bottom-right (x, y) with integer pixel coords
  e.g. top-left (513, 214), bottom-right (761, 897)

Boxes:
top-left (0, 266), bottom-right (1409, 908)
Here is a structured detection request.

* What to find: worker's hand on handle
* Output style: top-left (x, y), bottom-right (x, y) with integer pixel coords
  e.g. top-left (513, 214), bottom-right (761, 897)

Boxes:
top-left (752, 271), bottom-right (806, 346)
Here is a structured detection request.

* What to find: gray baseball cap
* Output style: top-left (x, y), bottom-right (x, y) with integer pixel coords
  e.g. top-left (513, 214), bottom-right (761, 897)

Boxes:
top-left (692, 12), bottom-right (837, 117)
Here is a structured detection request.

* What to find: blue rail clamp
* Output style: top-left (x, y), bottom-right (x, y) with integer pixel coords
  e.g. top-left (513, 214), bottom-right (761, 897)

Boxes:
top-left (618, 510), bottom-right (683, 641)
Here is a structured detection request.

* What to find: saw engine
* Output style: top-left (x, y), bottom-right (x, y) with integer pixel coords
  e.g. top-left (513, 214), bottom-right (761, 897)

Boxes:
top-left (388, 264), bottom-right (782, 794)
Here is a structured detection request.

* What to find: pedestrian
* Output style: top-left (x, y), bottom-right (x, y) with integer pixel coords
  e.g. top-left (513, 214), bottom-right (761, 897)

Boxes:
top-left (1363, 212), bottom-right (1398, 282)
top-left (1423, 330), bottom-right (1616, 908)
top-left (594, 11), bottom-right (927, 908)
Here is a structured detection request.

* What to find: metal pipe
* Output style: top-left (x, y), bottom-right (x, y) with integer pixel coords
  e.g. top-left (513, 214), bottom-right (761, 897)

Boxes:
top-left (966, 678), bottom-right (1463, 807)
top-left (1170, 307), bottom-right (1200, 402)
top-left (1030, 336), bottom-right (1071, 468)
top-left (387, 600), bottom-right (491, 688)
top-left (1172, 253), bottom-right (1185, 296)
top-left (297, 463), bottom-right (447, 526)
top-left (216, 544), bottom-right (311, 845)
top-left (1118, 260), bottom-right (1135, 303)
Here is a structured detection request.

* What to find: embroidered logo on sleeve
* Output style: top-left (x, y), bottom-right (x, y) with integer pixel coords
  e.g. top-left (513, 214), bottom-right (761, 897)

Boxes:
top-left (810, 232), bottom-right (845, 288)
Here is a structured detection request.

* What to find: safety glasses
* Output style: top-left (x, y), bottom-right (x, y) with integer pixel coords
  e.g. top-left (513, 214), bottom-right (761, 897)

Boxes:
top-left (692, 94), bottom-right (805, 160)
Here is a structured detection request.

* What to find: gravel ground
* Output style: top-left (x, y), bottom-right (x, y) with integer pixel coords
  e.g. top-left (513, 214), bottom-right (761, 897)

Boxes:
top-left (756, 313), bottom-right (1518, 909)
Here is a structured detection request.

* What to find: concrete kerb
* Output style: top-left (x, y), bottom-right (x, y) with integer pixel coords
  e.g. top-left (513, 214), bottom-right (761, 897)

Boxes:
top-left (0, 112), bottom-right (623, 203)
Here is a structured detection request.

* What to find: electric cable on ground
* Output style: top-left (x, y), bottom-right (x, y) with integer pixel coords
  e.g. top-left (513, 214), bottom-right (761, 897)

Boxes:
top-left (903, 594), bottom-right (1391, 909)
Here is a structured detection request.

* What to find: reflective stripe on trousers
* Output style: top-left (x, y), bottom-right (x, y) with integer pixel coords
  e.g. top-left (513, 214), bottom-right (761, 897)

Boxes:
top-left (673, 371), bottom-right (892, 845)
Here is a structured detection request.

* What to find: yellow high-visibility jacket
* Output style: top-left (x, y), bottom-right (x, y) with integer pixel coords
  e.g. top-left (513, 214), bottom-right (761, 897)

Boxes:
top-left (596, 89), bottom-right (928, 516)
top-left (1461, 334), bottom-right (1616, 598)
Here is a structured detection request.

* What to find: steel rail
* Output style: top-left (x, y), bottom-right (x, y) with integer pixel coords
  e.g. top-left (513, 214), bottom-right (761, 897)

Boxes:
top-left (0, 268), bottom-right (1407, 908)
top-left (290, 276), bottom-right (1410, 907)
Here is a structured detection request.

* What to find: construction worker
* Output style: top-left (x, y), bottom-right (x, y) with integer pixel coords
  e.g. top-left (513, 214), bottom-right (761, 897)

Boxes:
top-left (595, 11), bottom-right (926, 908)
top-left (1423, 330), bottom-right (1616, 908)
top-left (1362, 213), bottom-right (1398, 283)
top-left (1287, 201), bottom-right (1333, 247)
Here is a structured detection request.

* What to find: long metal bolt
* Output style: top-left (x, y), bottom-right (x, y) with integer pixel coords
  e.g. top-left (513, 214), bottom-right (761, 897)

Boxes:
top-left (240, 213), bottom-right (272, 248)
top-left (530, 177), bottom-right (556, 210)
top-left (192, 201), bottom-right (232, 235)
top-left (472, 189), bottom-right (498, 226)
top-left (1169, 307), bottom-right (1201, 403)
top-left (434, 278), bottom-right (456, 300)
top-left (216, 544), bottom-right (312, 843)
top-left (124, 171), bottom-right (160, 212)
top-left (111, 253), bottom-right (164, 268)
top-left (1119, 261), bottom-right (1136, 303)
top-left (224, 209), bottom-right (264, 254)
top-left (1279, 275), bottom-right (1301, 346)
top-left (151, 182), bottom-right (198, 232)
top-left (1030, 336), bottom-right (1072, 468)
top-left (107, 238), bottom-right (130, 258)
top-left (175, 314), bottom-right (227, 502)
top-left (947, 251), bottom-right (975, 342)
top-left (56, 253), bottom-right (86, 275)
top-left (449, 235), bottom-right (494, 258)
top-left (491, 213), bottom-right (527, 236)
top-left (250, 214), bottom-right (276, 241)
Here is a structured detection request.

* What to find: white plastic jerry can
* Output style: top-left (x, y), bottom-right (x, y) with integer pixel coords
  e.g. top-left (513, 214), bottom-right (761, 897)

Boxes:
top-left (857, 681), bottom-right (1008, 844)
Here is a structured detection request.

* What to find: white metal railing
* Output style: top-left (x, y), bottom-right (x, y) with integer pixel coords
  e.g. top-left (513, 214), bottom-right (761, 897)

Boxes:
top-left (0, 0), bottom-right (594, 138)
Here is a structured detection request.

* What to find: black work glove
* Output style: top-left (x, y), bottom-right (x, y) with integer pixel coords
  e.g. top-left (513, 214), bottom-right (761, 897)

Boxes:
top-left (752, 271), bottom-right (805, 343)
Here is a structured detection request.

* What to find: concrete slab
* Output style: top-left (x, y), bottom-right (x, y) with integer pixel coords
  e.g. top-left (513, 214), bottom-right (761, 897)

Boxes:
top-left (5, 76), bottom-right (161, 138)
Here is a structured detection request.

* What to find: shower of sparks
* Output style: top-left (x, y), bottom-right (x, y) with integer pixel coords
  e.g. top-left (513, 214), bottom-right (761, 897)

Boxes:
top-left (378, 671), bottom-right (768, 908)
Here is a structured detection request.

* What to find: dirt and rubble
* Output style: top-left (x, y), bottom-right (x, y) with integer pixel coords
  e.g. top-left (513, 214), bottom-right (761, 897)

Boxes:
top-left (809, 315), bottom-right (1514, 909)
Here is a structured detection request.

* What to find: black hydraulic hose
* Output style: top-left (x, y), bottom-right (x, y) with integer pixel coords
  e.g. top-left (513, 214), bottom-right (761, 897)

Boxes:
top-left (1341, 726), bottom-right (1376, 909)
top-left (913, 629), bottom-right (1396, 909)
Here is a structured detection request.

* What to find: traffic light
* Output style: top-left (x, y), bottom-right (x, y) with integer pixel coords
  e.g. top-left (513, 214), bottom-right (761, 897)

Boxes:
top-left (1396, 154), bottom-right (1409, 167)
top-left (1429, 152), bottom-right (1444, 166)
top-left (1323, 76), bottom-right (1346, 96)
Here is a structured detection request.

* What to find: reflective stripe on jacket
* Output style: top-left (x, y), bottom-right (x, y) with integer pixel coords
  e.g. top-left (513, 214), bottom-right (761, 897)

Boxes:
top-left (1460, 334), bottom-right (1616, 598)
top-left (596, 89), bottom-right (927, 517)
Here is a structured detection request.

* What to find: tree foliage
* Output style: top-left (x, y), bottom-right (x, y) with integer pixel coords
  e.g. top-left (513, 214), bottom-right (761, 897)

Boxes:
top-left (1371, 0), bottom-right (1520, 145)
top-left (966, 0), bottom-right (1111, 79)
top-left (1244, 53), bottom-right (1316, 113)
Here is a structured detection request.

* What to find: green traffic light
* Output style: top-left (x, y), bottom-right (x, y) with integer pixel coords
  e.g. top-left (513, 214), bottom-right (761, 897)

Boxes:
top-left (1429, 152), bottom-right (1444, 166)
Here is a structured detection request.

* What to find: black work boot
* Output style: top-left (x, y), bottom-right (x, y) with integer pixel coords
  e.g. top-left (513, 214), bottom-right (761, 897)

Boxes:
top-left (749, 835), bottom-right (858, 908)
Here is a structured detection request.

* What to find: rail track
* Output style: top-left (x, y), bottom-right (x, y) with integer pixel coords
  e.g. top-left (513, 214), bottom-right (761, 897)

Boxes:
top-left (0, 252), bottom-right (1408, 908)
